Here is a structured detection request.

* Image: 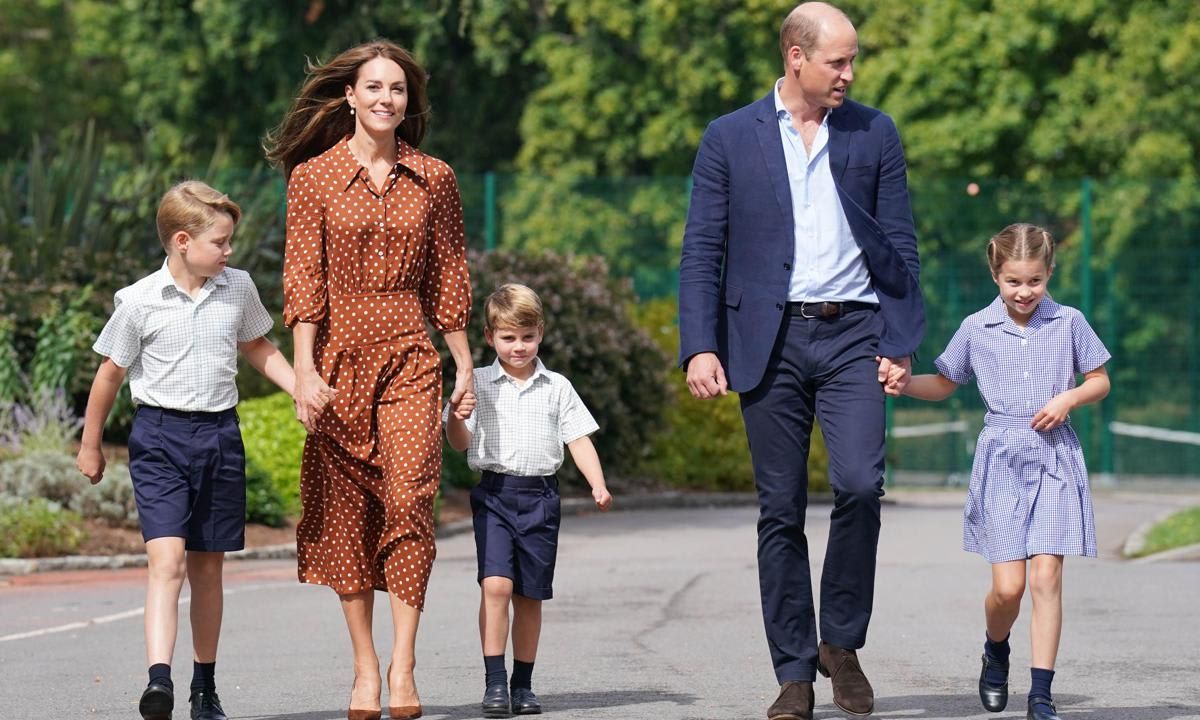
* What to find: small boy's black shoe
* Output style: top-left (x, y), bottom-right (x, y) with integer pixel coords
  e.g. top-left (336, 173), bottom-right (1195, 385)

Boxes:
top-left (510, 687), bottom-right (542, 715)
top-left (189, 689), bottom-right (227, 720)
top-left (978, 653), bottom-right (1009, 712)
top-left (139, 683), bottom-right (174, 720)
top-left (1027, 697), bottom-right (1061, 720)
top-left (482, 682), bottom-right (510, 718)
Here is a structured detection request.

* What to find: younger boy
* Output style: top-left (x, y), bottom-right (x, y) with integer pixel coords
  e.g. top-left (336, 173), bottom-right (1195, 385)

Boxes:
top-left (76, 181), bottom-right (329, 720)
top-left (444, 283), bottom-right (613, 717)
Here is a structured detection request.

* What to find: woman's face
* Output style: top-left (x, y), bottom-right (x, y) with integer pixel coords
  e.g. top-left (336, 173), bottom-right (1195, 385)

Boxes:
top-left (345, 56), bottom-right (408, 137)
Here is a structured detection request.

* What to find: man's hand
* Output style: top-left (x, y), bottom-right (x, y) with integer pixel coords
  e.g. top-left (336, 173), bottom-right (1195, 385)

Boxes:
top-left (876, 355), bottom-right (912, 397)
top-left (686, 352), bottom-right (729, 399)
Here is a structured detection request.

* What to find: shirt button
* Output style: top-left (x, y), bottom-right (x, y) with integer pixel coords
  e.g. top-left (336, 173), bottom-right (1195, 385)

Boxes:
top-left (776, 303), bottom-right (784, 310)
top-left (784, 263), bottom-right (792, 270)
top-left (1021, 339), bottom-right (1028, 346)
top-left (1024, 371), bottom-right (1030, 379)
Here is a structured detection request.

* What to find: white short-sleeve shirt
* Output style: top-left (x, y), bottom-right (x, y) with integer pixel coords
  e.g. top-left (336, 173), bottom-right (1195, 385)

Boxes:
top-left (93, 262), bottom-right (275, 412)
top-left (443, 358), bottom-right (599, 476)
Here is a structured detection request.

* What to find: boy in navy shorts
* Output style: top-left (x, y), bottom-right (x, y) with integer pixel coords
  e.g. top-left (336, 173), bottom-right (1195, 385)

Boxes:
top-left (76, 181), bottom-right (327, 720)
top-left (444, 283), bottom-right (612, 717)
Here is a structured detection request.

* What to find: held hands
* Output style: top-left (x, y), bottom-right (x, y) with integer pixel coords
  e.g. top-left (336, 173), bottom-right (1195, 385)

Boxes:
top-left (875, 355), bottom-right (912, 397)
top-left (294, 368), bottom-right (337, 433)
top-left (449, 367), bottom-right (476, 418)
top-left (76, 446), bottom-right (106, 485)
top-left (1032, 393), bottom-right (1073, 431)
top-left (449, 389), bottom-right (476, 420)
top-left (686, 352), bottom-right (728, 399)
top-left (592, 485), bottom-right (613, 511)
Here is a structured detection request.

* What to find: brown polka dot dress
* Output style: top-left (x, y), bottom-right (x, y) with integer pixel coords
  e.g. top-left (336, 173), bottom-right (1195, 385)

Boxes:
top-left (283, 138), bottom-right (471, 609)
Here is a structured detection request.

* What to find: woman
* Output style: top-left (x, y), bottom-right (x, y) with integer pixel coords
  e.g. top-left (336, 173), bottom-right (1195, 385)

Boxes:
top-left (266, 40), bottom-right (473, 720)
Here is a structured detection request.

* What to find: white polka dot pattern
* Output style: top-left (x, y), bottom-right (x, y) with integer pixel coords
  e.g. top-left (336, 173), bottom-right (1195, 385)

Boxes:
top-left (282, 138), bottom-right (472, 609)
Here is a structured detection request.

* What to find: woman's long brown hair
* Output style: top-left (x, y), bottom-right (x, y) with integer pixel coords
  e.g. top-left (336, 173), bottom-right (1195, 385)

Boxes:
top-left (265, 40), bottom-right (430, 178)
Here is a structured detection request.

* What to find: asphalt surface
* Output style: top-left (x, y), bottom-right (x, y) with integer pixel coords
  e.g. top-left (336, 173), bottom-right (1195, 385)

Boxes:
top-left (2, 488), bottom-right (1198, 719)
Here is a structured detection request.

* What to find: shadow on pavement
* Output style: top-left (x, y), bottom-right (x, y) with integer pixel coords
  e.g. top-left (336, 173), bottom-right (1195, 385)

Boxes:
top-left (243, 689), bottom-right (699, 719)
top-left (856, 694), bottom-right (1200, 720)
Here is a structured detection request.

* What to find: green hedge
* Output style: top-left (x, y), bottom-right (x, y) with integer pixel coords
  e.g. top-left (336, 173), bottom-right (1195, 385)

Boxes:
top-left (238, 392), bottom-right (304, 525)
top-left (635, 298), bottom-right (829, 492)
top-left (0, 497), bottom-right (85, 558)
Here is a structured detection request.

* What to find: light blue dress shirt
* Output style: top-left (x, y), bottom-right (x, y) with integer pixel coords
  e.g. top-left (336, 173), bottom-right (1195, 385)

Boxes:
top-left (774, 79), bottom-right (877, 304)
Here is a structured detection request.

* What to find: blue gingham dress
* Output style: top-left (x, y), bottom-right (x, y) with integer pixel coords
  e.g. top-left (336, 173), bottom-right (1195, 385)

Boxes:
top-left (936, 296), bottom-right (1111, 563)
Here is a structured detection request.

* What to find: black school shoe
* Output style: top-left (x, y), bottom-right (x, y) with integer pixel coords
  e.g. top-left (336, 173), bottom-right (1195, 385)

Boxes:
top-left (510, 687), bottom-right (542, 715)
top-left (482, 682), bottom-right (510, 718)
top-left (139, 683), bottom-right (174, 720)
top-left (189, 689), bottom-right (227, 720)
top-left (978, 653), bottom-right (1009, 712)
top-left (1027, 696), bottom-right (1062, 720)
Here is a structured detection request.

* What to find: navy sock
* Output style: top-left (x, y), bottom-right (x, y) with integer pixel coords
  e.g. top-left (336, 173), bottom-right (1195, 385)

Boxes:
top-left (1029, 667), bottom-right (1055, 704)
top-left (484, 655), bottom-right (507, 687)
top-left (511, 660), bottom-right (534, 690)
top-left (983, 633), bottom-right (1010, 685)
top-left (148, 663), bottom-right (173, 691)
top-left (191, 661), bottom-right (216, 693)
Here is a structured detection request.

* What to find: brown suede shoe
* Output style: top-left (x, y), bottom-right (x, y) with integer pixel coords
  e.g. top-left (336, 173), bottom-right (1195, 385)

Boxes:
top-left (767, 681), bottom-right (814, 720)
top-left (817, 641), bottom-right (874, 716)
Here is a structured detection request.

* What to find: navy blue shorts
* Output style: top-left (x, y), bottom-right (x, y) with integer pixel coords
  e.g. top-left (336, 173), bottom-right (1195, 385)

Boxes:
top-left (470, 471), bottom-right (561, 600)
top-left (128, 406), bottom-right (247, 552)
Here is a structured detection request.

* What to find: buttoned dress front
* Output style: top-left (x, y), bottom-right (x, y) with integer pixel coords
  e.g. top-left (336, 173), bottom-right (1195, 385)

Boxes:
top-left (283, 138), bottom-right (471, 608)
top-left (935, 296), bottom-right (1111, 563)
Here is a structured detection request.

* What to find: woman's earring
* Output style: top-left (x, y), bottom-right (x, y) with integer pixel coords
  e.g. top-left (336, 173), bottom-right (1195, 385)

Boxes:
top-left (350, 106), bottom-right (355, 116)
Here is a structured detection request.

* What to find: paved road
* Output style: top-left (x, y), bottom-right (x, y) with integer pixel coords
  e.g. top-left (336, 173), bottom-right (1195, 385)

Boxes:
top-left (2, 489), bottom-right (1198, 719)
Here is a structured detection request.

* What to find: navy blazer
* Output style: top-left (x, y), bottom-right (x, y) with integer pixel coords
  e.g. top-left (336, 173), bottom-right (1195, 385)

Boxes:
top-left (678, 93), bottom-right (925, 393)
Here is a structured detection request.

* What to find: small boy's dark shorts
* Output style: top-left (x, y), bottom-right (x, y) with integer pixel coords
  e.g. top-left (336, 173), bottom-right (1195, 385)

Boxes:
top-left (470, 470), bottom-right (561, 600)
top-left (128, 406), bottom-right (247, 552)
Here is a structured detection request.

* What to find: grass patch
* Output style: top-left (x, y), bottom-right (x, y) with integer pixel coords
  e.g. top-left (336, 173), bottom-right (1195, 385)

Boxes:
top-left (1135, 506), bottom-right (1200, 557)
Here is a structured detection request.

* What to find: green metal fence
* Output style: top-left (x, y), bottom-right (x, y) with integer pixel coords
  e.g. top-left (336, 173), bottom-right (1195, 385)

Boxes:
top-left (458, 173), bottom-right (1200, 484)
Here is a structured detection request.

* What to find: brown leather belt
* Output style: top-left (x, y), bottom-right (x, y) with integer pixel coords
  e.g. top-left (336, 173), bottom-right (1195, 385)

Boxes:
top-left (785, 300), bottom-right (878, 319)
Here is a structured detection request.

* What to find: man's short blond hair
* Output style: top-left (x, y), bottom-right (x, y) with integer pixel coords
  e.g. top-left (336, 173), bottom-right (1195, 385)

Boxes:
top-left (779, 2), bottom-right (852, 59)
top-left (156, 180), bottom-right (242, 251)
top-left (484, 283), bottom-right (544, 330)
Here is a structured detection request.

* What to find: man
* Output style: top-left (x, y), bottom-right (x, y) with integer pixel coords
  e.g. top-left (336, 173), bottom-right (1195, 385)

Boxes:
top-left (677, 3), bottom-right (924, 719)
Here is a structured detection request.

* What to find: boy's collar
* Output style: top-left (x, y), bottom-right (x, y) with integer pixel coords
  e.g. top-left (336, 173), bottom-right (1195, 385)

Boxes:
top-left (155, 259), bottom-right (227, 297)
top-left (490, 356), bottom-right (546, 384)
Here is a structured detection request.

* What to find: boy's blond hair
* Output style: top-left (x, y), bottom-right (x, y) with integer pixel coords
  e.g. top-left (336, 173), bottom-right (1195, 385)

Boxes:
top-left (485, 283), bottom-right (544, 330)
top-left (156, 180), bottom-right (242, 251)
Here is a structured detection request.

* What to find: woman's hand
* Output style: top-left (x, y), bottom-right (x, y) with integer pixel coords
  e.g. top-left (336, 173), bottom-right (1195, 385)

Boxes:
top-left (449, 367), bottom-right (475, 419)
top-left (294, 367), bottom-right (336, 433)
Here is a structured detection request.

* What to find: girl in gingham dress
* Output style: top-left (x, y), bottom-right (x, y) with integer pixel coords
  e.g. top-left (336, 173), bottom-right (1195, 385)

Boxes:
top-left (892, 224), bottom-right (1111, 720)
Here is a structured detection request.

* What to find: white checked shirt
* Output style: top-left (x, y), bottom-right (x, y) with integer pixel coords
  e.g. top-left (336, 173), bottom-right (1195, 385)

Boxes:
top-left (94, 262), bottom-right (275, 412)
top-left (443, 358), bottom-right (599, 476)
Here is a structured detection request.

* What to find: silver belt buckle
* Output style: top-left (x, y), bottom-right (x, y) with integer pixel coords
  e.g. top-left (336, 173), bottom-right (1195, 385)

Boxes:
top-left (800, 301), bottom-right (819, 319)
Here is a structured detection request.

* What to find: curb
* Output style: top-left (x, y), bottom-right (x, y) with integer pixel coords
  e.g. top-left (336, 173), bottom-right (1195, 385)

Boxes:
top-left (0, 491), bottom-right (774, 577)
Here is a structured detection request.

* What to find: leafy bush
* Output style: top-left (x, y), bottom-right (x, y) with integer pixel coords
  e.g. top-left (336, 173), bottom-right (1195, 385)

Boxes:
top-left (237, 392), bottom-right (303, 526)
top-left (442, 249), bottom-right (671, 488)
top-left (635, 298), bottom-right (830, 492)
top-left (0, 497), bottom-right (85, 558)
top-left (0, 450), bottom-right (139, 528)
top-left (0, 388), bottom-right (84, 457)
top-left (72, 463), bottom-right (140, 529)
